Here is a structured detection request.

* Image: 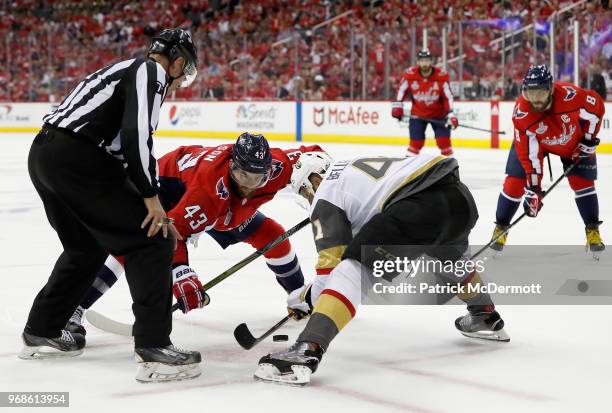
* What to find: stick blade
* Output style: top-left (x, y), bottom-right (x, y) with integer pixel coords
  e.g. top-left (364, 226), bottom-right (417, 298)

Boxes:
top-left (234, 323), bottom-right (257, 350)
top-left (85, 310), bottom-right (133, 337)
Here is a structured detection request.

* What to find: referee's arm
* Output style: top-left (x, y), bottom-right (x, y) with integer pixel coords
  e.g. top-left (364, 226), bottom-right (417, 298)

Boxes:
top-left (120, 60), bottom-right (164, 198)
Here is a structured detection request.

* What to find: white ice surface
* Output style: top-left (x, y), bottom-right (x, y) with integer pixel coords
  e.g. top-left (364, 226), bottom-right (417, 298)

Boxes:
top-left (0, 134), bottom-right (610, 413)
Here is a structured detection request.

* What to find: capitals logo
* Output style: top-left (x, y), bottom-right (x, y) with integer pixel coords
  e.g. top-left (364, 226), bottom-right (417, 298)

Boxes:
top-left (216, 177), bottom-right (229, 200)
top-left (513, 106), bottom-right (528, 119)
top-left (562, 86), bottom-right (576, 101)
top-left (169, 105), bottom-right (179, 126)
top-left (270, 159), bottom-right (284, 180)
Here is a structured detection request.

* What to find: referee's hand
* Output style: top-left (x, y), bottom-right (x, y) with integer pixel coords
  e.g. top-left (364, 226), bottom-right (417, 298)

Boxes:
top-left (142, 196), bottom-right (183, 243)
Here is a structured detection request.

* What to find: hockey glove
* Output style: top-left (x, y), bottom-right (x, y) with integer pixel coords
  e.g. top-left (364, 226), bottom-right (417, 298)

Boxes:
top-left (523, 186), bottom-right (544, 217)
top-left (446, 115), bottom-right (459, 130)
top-left (391, 102), bottom-right (404, 120)
top-left (571, 138), bottom-right (599, 162)
top-left (172, 265), bottom-right (210, 314)
top-left (287, 283), bottom-right (313, 320)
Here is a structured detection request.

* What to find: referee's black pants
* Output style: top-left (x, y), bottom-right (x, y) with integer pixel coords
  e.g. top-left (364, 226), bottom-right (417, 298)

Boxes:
top-left (25, 126), bottom-right (174, 348)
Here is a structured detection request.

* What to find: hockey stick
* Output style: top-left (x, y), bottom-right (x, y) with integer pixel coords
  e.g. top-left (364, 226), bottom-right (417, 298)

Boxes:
top-left (402, 115), bottom-right (506, 135)
top-left (469, 162), bottom-right (577, 260)
top-left (86, 217), bottom-right (311, 336)
top-left (234, 315), bottom-right (292, 350)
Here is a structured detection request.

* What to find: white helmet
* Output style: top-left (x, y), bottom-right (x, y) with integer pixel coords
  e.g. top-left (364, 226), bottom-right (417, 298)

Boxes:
top-left (290, 151), bottom-right (334, 200)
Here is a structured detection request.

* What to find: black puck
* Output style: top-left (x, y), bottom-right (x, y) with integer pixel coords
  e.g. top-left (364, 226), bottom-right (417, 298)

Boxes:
top-left (577, 281), bottom-right (589, 293)
top-left (273, 334), bottom-right (289, 342)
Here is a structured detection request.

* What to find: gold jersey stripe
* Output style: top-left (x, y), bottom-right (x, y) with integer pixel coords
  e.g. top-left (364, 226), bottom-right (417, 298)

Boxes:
top-left (380, 155), bottom-right (448, 211)
top-left (312, 293), bottom-right (354, 332)
top-left (315, 245), bottom-right (347, 270)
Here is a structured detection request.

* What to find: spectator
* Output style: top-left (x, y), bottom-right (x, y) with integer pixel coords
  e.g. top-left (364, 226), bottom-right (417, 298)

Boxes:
top-left (466, 75), bottom-right (486, 99)
top-left (504, 77), bottom-right (520, 100)
top-left (587, 64), bottom-right (607, 100)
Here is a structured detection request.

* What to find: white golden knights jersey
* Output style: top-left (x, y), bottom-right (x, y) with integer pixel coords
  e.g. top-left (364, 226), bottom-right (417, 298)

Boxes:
top-left (309, 154), bottom-right (458, 275)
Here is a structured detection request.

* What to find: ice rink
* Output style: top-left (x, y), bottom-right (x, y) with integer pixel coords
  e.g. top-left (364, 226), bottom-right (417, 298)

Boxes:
top-left (1, 134), bottom-right (611, 413)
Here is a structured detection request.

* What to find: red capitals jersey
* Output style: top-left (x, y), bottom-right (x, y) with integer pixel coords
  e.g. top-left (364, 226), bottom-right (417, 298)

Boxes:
top-left (395, 66), bottom-right (454, 119)
top-left (158, 143), bottom-right (323, 265)
top-left (513, 82), bottom-right (605, 186)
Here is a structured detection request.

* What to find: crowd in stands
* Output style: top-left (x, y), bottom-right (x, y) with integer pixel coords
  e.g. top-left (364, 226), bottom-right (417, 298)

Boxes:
top-left (0, 0), bottom-right (609, 102)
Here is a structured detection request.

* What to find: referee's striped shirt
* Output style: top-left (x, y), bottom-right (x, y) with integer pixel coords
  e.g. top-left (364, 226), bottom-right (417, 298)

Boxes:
top-left (43, 58), bottom-right (169, 198)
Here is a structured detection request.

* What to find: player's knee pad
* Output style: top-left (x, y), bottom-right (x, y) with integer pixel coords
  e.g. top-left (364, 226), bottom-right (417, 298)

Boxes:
top-left (407, 139), bottom-right (425, 155)
top-left (435, 137), bottom-right (453, 156)
top-left (567, 175), bottom-right (595, 192)
top-left (315, 259), bottom-right (361, 315)
top-left (502, 175), bottom-right (525, 199)
top-left (245, 217), bottom-right (291, 258)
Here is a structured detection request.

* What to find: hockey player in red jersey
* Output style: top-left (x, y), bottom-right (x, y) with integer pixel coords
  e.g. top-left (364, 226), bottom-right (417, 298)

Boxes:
top-left (391, 49), bottom-right (458, 157)
top-left (491, 65), bottom-right (605, 257)
top-left (66, 133), bottom-right (323, 335)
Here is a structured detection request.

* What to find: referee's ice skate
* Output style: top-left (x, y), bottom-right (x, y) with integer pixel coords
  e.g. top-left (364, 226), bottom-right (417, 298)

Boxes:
top-left (19, 330), bottom-right (86, 359)
top-left (134, 345), bottom-right (202, 383)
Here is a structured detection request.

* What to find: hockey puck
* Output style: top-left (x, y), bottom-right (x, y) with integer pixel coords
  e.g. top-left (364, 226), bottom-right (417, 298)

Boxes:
top-left (273, 334), bottom-right (289, 342)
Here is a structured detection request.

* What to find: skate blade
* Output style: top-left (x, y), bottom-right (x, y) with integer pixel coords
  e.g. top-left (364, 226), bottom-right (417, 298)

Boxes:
top-left (135, 362), bottom-right (201, 383)
top-left (18, 345), bottom-right (83, 360)
top-left (589, 249), bottom-right (603, 261)
top-left (459, 328), bottom-right (510, 343)
top-left (587, 244), bottom-right (605, 261)
top-left (253, 363), bottom-right (311, 386)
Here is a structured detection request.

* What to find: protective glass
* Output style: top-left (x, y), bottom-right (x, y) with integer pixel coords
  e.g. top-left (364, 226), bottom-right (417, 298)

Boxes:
top-left (230, 162), bottom-right (270, 189)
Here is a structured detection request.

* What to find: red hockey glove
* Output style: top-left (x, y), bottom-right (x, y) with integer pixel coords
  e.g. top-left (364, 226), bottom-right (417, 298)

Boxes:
top-left (391, 102), bottom-right (404, 120)
top-left (172, 265), bottom-right (210, 313)
top-left (571, 138), bottom-right (599, 162)
top-left (446, 115), bottom-right (459, 130)
top-left (523, 186), bottom-right (544, 217)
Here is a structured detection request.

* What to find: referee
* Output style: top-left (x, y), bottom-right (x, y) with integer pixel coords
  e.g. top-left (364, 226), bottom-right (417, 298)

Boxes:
top-left (21, 29), bottom-right (202, 382)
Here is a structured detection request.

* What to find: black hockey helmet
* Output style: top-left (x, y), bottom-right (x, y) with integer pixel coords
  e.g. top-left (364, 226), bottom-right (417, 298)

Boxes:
top-left (149, 28), bottom-right (198, 87)
top-left (522, 64), bottom-right (552, 90)
top-left (417, 48), bottom-right (433, 60)
top-left (230, 133), bottom-right (272, 189)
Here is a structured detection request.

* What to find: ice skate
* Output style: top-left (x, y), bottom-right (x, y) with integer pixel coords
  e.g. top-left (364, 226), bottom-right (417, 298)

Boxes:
top-left (19, 330), bottom-right (86, 359)
top-left (585, 223), bottom-right (605, 261)
top-left (455, 307), bottom-right (510, 342)
top-left (134, 345), bottom-right (202, 383)
top-left (254, 341), bottom-right (324, 386)
top-left (65, 306), bottom-right (86, 336)
top-left (489, 223), bottom-right (509, 253)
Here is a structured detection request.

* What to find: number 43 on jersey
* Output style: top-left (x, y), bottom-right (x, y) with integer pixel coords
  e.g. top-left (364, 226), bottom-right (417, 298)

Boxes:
top-left (184, 205), bottom-right (208, 230)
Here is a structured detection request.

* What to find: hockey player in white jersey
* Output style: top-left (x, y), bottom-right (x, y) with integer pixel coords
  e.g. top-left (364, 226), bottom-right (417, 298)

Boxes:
top-left (254, 152), bottom-right (509, 386)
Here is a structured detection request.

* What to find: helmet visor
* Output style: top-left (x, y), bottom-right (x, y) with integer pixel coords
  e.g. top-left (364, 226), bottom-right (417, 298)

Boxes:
top-left (230, 163), bottom-right (270, 189)
top-left (523, 87), bottom-right (550, 103)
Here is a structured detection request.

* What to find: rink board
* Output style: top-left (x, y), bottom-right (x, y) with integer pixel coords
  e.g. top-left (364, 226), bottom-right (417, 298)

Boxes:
top-left (0, 101), bottom-right (610, 152)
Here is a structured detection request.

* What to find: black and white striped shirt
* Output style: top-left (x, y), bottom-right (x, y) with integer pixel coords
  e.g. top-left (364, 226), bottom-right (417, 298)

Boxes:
top-left (43, 58), bottom-right (169, 198)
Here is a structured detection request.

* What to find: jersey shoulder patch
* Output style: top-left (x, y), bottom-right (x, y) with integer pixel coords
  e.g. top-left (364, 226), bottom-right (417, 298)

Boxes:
top-left (404, 67), bottom-right (417, 77)
top-left (561, 85), bottom-right (577, 101)
top-left (513, 103), bottom-right (529, 120)
top-left (215, 177), bottom-right (229, 200)
top-left (434, 68), bottom-right (449, 80)
top-left (270, 159), bottom-right (284, 181)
